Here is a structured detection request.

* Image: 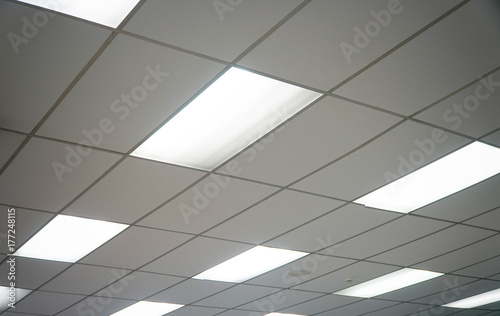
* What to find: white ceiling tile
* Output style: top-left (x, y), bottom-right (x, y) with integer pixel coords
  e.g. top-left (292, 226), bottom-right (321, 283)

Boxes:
top-left (237, 289), bottom-right (323, 312)
top-left (149, 279), bottom-right (233, 305)
top-left (465, 206), bottom-right (500, 231)
top-left (41, 264), bottom-right (132, 295)
top-left (140, 236), bottom-right (253, 277)
top-left (97, 271), bottom-right (185, 301)
top-left (167, 306), bottom-right (225, 316)
top-left (195, 284), bottom-right (276, 309)
top-left (0, 2), bottom-right (111, 133)
top-left (204, 189), bottom-right (343, 244)
top-left (138, 176), bottom-right (277, 234)
top-left (414, 234), bottom-right (500, 273)
top-left (216, 309), bottom-right (263, 316)
top-left (0, 137), bottom-right (121, 211)
top-left (413, 173), bottom-right (500, 222)
top-left (314, 298), bottom-right (398, 316)
top-left (278, 294), bottom-right (360, 315)
top-left (0, 130), bottom-right (25, 169)
top-left (63, 157), bottom-right (205, 223)
top-left (13, 290), bottom-right (85, 315)
top-left (294, 261), bottom-right (399, 293)
top-left (415, 70), bottom-right (500, 138)
top-left (37, 34), bottom-right (225, 153)
top-left (362, 302), bottom-right (431, 316)
top-left (265, 204), bottom-right (399, 253)
top-left (239, 0), bottom-right (460, 90)
top-left (482, 130), bottom-right (500, 147)
top-left (0, 257), bottom-right (70, 289)
top-left (335, 1), bottom-right (500, 115)
top-left (292, 121), bottom-right (469, 200)
top-left (124, 0), bottom-right (302, 61)
top-left (55, 296), bottom-right (137, 316)
top-left (218, 96), bottom-right (400, 186)
top-left (370, 225), bottom-right (496, 267)
top-left (328, 215), bottom-right (452, 260)
top-left (0, 208), bottom-right (52, 255)
top-left (454, 255), bottom-right (500, 279)
top-left (80, 226), bottom-right (191, 270)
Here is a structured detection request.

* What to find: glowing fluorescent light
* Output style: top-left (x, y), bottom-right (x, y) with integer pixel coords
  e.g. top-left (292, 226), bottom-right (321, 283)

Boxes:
top-left (443, 288), bottom-right (500, 308)
top-left (110, 301), bottom-right (184, 316)
top-left (193, 246), bottom-right (308, 283)
top-left (132, 67), bottom-right (321, 170)
top-left (15, 0), bottom-right (140, 28)
top-left (333, 268), bottom-right (443, 298)
top-left (355, 141), bottom-right (500, 213)
top-left (15, 215), bottom-right (128, 263)
top-left (0, 286), bottom-right (31, 310)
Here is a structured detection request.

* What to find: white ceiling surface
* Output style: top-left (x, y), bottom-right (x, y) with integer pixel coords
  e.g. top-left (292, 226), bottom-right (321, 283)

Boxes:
top-left (0, 0), bottom-right (499, 315)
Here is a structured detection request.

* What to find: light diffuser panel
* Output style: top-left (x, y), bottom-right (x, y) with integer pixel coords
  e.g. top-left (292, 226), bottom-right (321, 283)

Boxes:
top-left (15, 215), bottom-right (128, 262)
top-left (333, 268), bottom-right (443, 298)
top-left (131, 67), bottom-right (321, 170)
top-left (193, 246), bottom-right (308, 283)
top-left (443, 288), bottom-right (500, 308)
top-left (110, 301), bottom-right (184, 316)
top-left (16, 0), bottom-right (140, 28)
top-left (355, 141), bottom-right (500, 213)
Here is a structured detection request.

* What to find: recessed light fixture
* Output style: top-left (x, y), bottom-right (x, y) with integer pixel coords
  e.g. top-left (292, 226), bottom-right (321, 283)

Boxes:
top-left (354, 141), bottom-right (500, 213)
top-left (0, 286), bottom-right (31, 310)
top-left (110, 301), bottom-right (184, 316)
top-left (131, 67), bottom-right (321, 170)
top-left (333, 268), bottom-right (443, 298)
top-left (15, 215), bottom-right (128, 263)
top-left (193, 245), bottom-right (308, 283)
top-left (443, 288), bottom-right (500, 308)
top-left (15, 0), bottom-right (140, 28)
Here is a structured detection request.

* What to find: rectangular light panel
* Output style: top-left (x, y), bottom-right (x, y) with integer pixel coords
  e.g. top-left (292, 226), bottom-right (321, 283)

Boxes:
top-left (16, 0), bottom-right (140, 28)
top-left (333, 268), bottom-right (443, 298)
top-left (443, 288), bottom-right (500, 308)
top-left (15, 215), bottom-right (128, 263)
top-left (355, 141), bottom-right (500, 213)
top-left (131, 67), bottom-right (321, 170)
top-left (110, 301), bottom-right (184, 316)
top-left (0, 286), bottom-right (31, 310)
top-left (193, 246), bottom-right (308, 283)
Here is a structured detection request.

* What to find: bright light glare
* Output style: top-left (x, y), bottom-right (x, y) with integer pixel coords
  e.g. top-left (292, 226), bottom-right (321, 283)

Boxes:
top-left (193, 246), bottom-right (308, 283)
top-left (0, 287), bottom-right (31, 310)
top-left (443, 288), bottom-right (500, 308)
top-left (16, 0), bottom-right (140, 28)
top-left (110, 301), bottom-right (184, 316)
top-left (334, 268), bottom-right (443, 298)
top-left (355, 141), bottom-right (500, 213)
top-left (131, 67), bottom-right (321, 170)
top-left (15, 215), bottom-right (128, 262)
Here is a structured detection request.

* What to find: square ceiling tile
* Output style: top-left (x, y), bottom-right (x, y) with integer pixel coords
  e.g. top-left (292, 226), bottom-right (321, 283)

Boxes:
top-left (335, 1), bottom-right (500, 115)
top-left (413, 173), bottom-right (500, 222)
top-left (63, 157), bottom-right (205, 223)
top-left (149, 279), bottom-right (233, 305)
top-left (41, 264), bottom-right (132, 295)
top-left (482, 129), bottom-right (500, 147)
top-left (465, 206), bottom-right (500, 231)
top-left (138, 176), bottom-right (277, 234)
top-left (140, 236), bottom-right (253, 278)
top-left (292, 121), bottom-right (469, 200)
top-left (314, 298), bottom-right (398, 316)
top-left (238, 289), bottom-right (323, 312)
top-left (265, 204), bottom-right (399, 253)
top-left (56, 296), bottom-right (137, 316)
top-left (454, 255), bottom-right (500, 279)
top-left (415, 70), bottom-right (500, 138)
top-left (278, 294), bottom-right (360, 315)
top-left (0, 208), bottom-right (52, 255)
top-left (195, 284), bottom-right (275, 309)
top-left (37, 33), bottom-right (225, 153)
top-left (124, 0), bottom-right (303, 61)
top-left (370, 225), bottom-right (496, 267)
top-left (328, 215), bottom-right (451, 260)
top-left (0, 1), bottom-right (111, 133)
top-left (81, 226), bottom-right (192, 270)
top-left (13, 290), bottom-right (85, 315)
top-left (0, 137), bottom-right (121, 211)
top-left (0, 257), bottom-right (70, 289)
top-left (362, 302), bottom-right (431, 316)
top-left (239, 0), bottom-right (461, 90)
top-left (217, 96), bottom-right (400, 186)
top-left (0, 130), bottom-right (25, 169)
top-left (167, 306), bottom-right (225, 316)
top-left (204, 189), bottom-right (343, 244)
